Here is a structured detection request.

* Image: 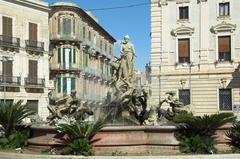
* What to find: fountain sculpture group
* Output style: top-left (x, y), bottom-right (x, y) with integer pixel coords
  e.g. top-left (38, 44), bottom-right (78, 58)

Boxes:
top-left (45, 35), bottom-right (187, 126)
top-left (28, 36), bottom-right (189, 154)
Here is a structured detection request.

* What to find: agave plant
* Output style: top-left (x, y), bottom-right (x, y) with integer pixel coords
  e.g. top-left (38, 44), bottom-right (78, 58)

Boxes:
top-left (174, 112), bottom-right (235, 154)
top-left (0, 100), bottom-right (35, 137)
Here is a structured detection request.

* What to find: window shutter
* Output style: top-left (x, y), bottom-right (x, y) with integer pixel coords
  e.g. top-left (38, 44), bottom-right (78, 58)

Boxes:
top-left (29, 23), bottom-right (37, 41)
top-left (69, 48), bottom-right (72, 67)
top-left (29, 60), bottom-right (38, 84)
top-left (3, 16), bottom-right (12, 38)
top-left (63, 77), bottom-right (67, 96)
top-left (178, 39), bottom-right (190, 57)
top-left (219, 36), bottom-right (230, 53)
top-left (63, 48), bottom-right (65, 64)
top-left (71, 77), bottom-right (76, 91)
top-left (57, 77), bottom-right (61, 93)
top-left (57, 17), bottom-right (61, 34)
top-left (57, 48), bottom-right (61, 64)
top-left (73, 48), bottom-right (76, 64)
top-left (3, 61), bottom-right (12, 82)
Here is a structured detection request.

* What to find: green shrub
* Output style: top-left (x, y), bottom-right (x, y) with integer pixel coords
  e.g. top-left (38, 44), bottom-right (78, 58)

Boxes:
top-left (174, 112), bottom-right (235, 154)
top-left (0, 130), bottom-right (29, 149)
top-left (179, 135), bottom-right (216, 154)
top-left (67, 138), bottom-right (94, 156)
top-left (226, 121), bottom-right (240, 151)
top-left (0, 100), bottom-right (35, 137)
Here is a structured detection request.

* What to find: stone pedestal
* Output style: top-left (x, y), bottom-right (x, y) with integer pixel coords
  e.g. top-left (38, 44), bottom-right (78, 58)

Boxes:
top-left (28, 124), bottom-right (232, 155)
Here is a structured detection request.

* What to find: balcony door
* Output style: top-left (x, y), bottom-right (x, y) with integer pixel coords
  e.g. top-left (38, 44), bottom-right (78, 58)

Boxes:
top-left (2, 61), bottom-right (12, 83)
top-left (2, 16), bottom-right (12, 43)
top-left (63, 48), bottom-right (71, 69)
top-left (29, 60), bottom-right (38, 84)
top-left (29, 23), bottom-right (38, 47)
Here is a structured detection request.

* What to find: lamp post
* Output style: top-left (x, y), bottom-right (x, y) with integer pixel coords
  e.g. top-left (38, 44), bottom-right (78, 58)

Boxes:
top-left (0, 56), bottom-right (14, 103)
top-left (182, 62), bottom-right (195, 105)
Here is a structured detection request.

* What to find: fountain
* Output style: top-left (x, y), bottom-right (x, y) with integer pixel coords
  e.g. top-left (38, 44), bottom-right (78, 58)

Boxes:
top-left (27, 36), bottom-right (229, 155)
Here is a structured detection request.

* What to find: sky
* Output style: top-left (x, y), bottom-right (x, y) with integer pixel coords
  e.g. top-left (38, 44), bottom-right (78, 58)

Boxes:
top-left (46, 0), bottom-right (151, 72)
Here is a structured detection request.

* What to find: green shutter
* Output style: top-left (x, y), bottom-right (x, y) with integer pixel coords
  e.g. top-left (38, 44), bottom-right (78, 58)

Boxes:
top-left (57, 77), bottom-right (61, 93)
top-left (63, 77), bottom-right (67, 96)
top-left (86, 53), bottom-right (88, 66)
top-left (69, 49), bottom-right (72, 67)
top-left (57, 48), bottom-right (61, 64)
top-left (63, 48), bottom-right (65, 67)
top-left (73, 48), bottom-right (76, 64)
top-left (71, 77), bottom-right (76, 91)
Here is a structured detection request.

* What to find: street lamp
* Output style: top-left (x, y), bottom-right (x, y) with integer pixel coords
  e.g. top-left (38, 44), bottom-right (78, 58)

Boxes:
top-left (0, 56), bottom-right (14, 103)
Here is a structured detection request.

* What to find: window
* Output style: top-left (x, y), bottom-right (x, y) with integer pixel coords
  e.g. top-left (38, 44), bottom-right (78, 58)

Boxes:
top-left (105, 43), bottom-right (107, 52)
top-left (178, 39), bottom-right (190, 63)
top-left (2, 16), bottom-right (12, 37)
top-left (83, 27), bottom-right (86, 39)
top-left (27, 100), bottom-right (38, 113)
top-left (219, 2), bottom-right (230, 16)
top-left (179, 6), bottom-right (189, 20)
top-left (63, 77), bottom-right (67, 96)
top-left (73, 18), bottom-right (75, 34)
top-left (219, 89), bottom-right (232, 111)
top-left (218, 36), bottom-right (231, 62)
top-left (71, 77), bottom-right (76, 91)
top-left (73, 48), bottom-right (76, 64)
top-left (88, 31), bottom-right (91, 41)
top-left (29, 22), bottom-right (37, 41)
top-left (57, 17), bottom-right (61, 34)
top-left (100, 40), bottom-right (103, 50)
top-left (179, 89), bottom-right (190, 106)
top-left (2, 60), bottom-right (12, 83)
top-left (63, 18), bottom-right (71, 35)
top-left (0, 99), bottom-right (13, 104)
top-left (57, 77), bottom-right (61, 93)
top-left (29, 60), bottom-right (38, 84)
top-left (109, 46), bottom-right (112, 55)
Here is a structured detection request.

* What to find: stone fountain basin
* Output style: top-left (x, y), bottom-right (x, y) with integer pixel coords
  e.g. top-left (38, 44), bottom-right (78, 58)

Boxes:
top-left (28, 124), bottom-right (231, 155)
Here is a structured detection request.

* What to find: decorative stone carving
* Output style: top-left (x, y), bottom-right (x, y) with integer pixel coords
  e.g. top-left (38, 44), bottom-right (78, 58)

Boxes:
top-left (171, 25), bottom-right (195, 36)
top-left (211, 21), bottom-right (236, 34)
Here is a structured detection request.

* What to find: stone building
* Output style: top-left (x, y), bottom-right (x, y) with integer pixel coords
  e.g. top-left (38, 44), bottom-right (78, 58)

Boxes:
top-left (151, 0), bottom-right (240, 115)
top-left (0, 0), bottom-right (50, 119)
top-left (49, 2), bottom-right (116, 118)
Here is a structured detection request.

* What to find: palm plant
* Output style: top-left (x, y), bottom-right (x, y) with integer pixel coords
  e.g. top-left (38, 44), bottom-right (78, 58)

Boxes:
top-left (0, 100), bottom-right (35, 137)
top-left (226, 121), bottom-right (240, 151)
top-left (174, 112), bottom-right (235, 154)
top-left (57, 117), bottom-right (106, 156)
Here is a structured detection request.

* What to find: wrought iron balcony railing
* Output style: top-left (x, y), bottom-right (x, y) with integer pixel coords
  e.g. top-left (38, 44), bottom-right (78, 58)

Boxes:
top-left (25, 77), bottom-right (45, 88)
top-left (25, 40), bottom-right (44, 52)
top-left (0, 35), bottom-right (20, 48)
top-left (0, 75), bottom-right (21, 86)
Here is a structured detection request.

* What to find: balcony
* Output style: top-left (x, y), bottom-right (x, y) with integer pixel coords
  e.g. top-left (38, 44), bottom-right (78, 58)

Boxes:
top-left (0, 35), bottom-right (20, 49)
top-left (50, 63), bottom-right (83, 72)
top-left (0, 75), bottom-right (21, 86)
top-left (25, 40), bottom-right (44, 53)
top-left (50, 33), bottom-right (83, 43)
top-left (25, 77), bottom-right (45, 88)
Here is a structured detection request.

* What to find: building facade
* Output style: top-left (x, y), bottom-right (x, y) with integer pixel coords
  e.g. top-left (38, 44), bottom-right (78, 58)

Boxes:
top-left (151, 0), bottom-right (240, 115)
top-left (0, 0), bottom-right (50, 119)
top-left (49, 2), bottom-right (116, 119)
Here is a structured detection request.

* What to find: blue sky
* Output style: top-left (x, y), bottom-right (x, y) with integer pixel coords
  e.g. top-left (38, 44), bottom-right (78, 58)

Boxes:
top-left (46, 0), bottom-right (150, 71)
